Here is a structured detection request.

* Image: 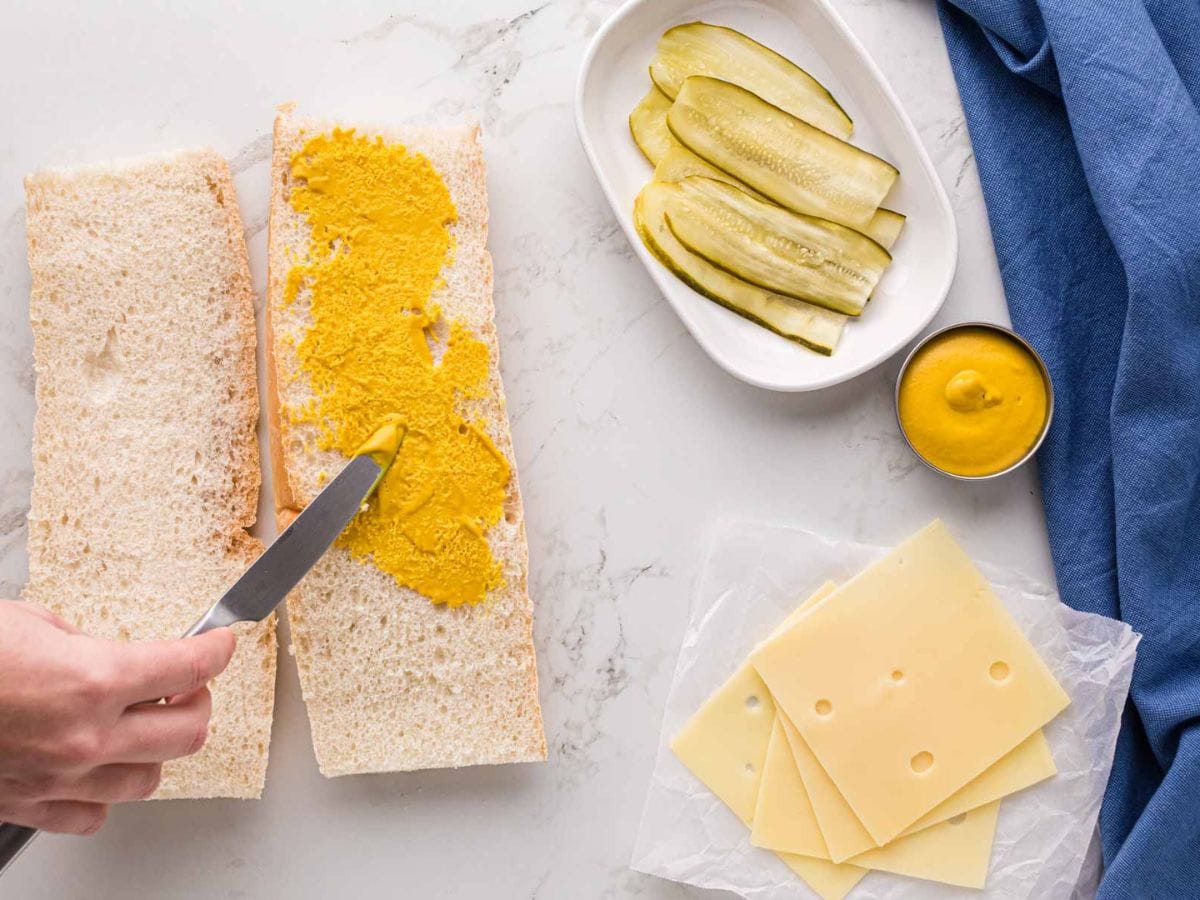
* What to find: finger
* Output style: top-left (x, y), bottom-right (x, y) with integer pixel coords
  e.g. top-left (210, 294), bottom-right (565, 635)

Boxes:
top-left (113, 629), bottom-right (236, 703)
top-left (16, 602), bottom-right (80, 634)
top-left (13, 800), bottom-right (108, 835)
top-left (107, 686), bottom-right (212, 763)
top-left (48, 764), bottom-right (162, 804)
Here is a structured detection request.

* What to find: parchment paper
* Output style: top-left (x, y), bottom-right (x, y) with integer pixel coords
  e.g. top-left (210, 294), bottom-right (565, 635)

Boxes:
top-left (631, 519), bottom-right (1139, 899)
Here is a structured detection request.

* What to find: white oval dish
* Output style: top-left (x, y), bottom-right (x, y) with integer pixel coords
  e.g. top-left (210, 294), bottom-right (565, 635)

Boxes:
top-left (575, 0), bottom-right (958, 392)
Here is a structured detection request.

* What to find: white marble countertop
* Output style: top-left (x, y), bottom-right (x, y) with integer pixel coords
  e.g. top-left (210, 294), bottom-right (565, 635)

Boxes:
top-left (0, 1), bottom-right (1054, 897)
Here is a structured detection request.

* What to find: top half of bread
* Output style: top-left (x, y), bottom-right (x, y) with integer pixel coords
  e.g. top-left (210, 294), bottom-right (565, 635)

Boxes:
top-left (267, 108), bottom-right (502, 515)
top-left (23, 148), bottom-right (277, 799)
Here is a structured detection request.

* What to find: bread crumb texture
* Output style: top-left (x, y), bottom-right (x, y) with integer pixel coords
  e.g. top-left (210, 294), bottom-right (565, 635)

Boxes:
top-left (23, 148), bottom-right (277, 799)
top-left (269, 111), bottom-right (545, 774)
top-left (283, 129), bottom-right (509, 607)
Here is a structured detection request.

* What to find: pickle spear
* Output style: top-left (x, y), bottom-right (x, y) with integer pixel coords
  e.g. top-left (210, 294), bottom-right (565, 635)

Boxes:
top-left (634, 182), bottom-right (846, 354)
top-left (629, 85), bottom-right (679, 165)
top-left (668, 76), bottom-right (898, 229)
top-left (653, 146), bottom-right (906, 250)
top-left (650, 22), bottom-right (852, 139)
top-left (665, 177), bottom-right (889, 316)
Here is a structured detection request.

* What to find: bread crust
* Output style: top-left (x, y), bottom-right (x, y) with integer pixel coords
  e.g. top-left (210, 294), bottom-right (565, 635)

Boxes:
top-left (208, 151), bottom-right (268, 543)
top-left (266, 107), bottom-right (545, 774)
top-left (265, 104), bottom-right (300, 523)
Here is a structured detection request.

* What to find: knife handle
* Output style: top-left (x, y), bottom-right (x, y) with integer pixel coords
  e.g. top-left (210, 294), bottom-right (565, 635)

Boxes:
top-left (0, 822), bottom-right (37, 876)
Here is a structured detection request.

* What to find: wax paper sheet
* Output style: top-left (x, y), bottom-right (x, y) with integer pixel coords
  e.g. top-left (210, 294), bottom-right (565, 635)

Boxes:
top-left (631, 519), bottom-right (1140, 899)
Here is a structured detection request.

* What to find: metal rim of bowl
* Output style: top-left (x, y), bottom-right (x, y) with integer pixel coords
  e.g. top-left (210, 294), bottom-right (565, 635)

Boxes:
top-left (893, 321), bottom-right (1055, 482)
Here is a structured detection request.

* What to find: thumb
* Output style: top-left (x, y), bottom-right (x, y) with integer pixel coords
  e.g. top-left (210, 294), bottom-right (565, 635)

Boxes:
top-left (115, 628), bottom-right (237, 704)
top-left (192, 626), bottom-right (238, 669)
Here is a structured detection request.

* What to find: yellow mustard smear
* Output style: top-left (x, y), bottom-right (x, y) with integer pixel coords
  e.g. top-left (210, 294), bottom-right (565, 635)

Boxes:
top-left (897, 326), bottom-right (1048, 477)
top-left (285, 128), bottom-right (509, 607)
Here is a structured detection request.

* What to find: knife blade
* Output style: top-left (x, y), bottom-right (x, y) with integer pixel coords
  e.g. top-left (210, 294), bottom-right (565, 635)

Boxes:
top-left (183, 452), bottom-right (385, 637)
top-left (0, 439), bottom-right (399, 876)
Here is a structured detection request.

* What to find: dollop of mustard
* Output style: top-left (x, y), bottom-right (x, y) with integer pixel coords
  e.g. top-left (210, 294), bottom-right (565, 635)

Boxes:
top-left (943, 369), bottom-right (1002, 412)
top-left (284, 129), bottom-right (509, 607)
top-left (897, 327), bottom-right (1048, 477)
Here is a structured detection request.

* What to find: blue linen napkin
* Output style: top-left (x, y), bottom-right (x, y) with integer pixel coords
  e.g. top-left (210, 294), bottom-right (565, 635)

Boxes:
top-left (936, 0), bottom-right (1200, 895)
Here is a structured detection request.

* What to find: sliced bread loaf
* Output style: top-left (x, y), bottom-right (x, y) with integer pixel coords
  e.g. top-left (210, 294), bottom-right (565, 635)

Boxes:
top-left (267, 107), bottom-right (546, 775)
top-left (23, 148), bottom-right (277, 799)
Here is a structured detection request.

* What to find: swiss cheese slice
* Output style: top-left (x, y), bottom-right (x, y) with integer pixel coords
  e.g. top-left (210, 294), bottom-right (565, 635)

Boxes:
top-left (775, 587), bottom-right (1056, 851)
top-left (772, 712), bottom-right (1003, 887)
top-left (670, 673), bottom-right (866, 900)
top-left (752, 520), bottom-right (1069, 843)
top-left (670, 662), bottom-right (775, 825)
top-left (778, 854), bottom-right (866, 900)
top-left (751, 716), bottom-right (829, 857)
top-left (670, 582), bottom-right (837, 823)
top-left (672, 583), bottom-right (857, 900)
top-left (900, 729), bottom-right (1055, 837)
top-left (848, 801), bottom-right (1001, 889)
top-left (780, 712), bottom-right (877, 861)
top-left (766, 583), bottom-right (875, 862)
top-left (781, 706), bottom-right (1056, 857)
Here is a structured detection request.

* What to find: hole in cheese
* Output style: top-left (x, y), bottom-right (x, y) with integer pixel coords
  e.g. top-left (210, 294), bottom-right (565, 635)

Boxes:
top-left (891, 669), bottom-right (905, 683)
top-left (911, 751), bottom-right (934, 773)
top-left (990, 660), bottom-right (1011, 681)
top-left (815, 699), bottom-right (833, 716)
top-left (745, 695), bottom-right (760, 710)
top-left (947, 813), bottom-right (967, 825)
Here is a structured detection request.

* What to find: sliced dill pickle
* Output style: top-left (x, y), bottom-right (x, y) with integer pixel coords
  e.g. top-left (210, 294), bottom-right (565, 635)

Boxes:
top-left (634, 181), bottom-right (846, 354)
top-left (653, 145), bottom-right (770, 201)
top-left (654, 145), bottom-right (906, 251)
top-left (629, 85), bottom-right (679, 165)
top-left (667, 76), bottom-right (898, 229)
top-left (867, 208), bottom-right (906, 251)
top-left (665, 177), bottom-right (890, 316)
top-left (650, 22), bottom-right (852, 138)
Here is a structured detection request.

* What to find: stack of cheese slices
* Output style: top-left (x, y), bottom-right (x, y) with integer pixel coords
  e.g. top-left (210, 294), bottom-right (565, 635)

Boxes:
top-left (671, 520), bottom-right (1070, 899)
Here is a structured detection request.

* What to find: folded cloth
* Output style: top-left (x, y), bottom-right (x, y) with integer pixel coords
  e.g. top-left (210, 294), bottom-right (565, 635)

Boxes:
top-left (936, 0), bottom-right (1200, 896)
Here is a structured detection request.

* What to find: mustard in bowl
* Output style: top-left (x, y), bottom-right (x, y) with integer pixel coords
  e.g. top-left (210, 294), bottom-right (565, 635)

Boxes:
top-left (895, 323), bottom-right (1053, 480)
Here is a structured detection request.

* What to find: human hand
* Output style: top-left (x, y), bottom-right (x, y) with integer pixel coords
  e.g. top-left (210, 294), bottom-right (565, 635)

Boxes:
top-left (0, 600), bottom-right (235, 835)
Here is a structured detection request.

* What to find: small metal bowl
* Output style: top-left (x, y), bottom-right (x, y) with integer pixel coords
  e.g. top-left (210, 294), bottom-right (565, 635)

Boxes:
top-left (894, 321), bottom-right (1054, 481)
